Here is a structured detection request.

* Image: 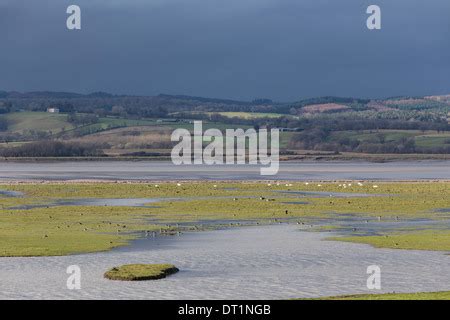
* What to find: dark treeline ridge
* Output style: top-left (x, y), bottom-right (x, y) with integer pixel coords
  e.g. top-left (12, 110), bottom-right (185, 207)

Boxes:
top-left (187, 112), bottom-right (450, 132)
top-left (1, 90), bottom-right (449, 118)
top-left (289, 128), bottom-right (450, 154)
top-left (0, 91), bottom-right (285, 118)
top-left (0, 118), bottom-right (7, 131)
top-left (0, 141), bottom-right (105, 157)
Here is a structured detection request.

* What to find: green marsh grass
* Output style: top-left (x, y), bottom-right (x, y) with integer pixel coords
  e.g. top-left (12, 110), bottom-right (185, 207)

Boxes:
top-left (317, 291), bottom-right (450, 300)
top-left (1, 181), bottom-right (449, 256)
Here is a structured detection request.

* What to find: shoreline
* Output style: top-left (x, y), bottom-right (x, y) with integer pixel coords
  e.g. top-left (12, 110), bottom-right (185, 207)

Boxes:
top-left (2, 179), bottom-right (450, 184)
top-left (1, 153), bottom-right (450, 163)
top-left (1, 160), bottom-right (450, 182)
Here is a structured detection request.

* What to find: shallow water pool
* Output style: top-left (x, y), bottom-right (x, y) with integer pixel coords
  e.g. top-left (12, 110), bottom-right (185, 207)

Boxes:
top-left (1, 224), bottom-right (449, 299)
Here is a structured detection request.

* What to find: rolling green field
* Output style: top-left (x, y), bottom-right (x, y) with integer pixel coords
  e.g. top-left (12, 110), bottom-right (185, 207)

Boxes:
top-left (1, 111), bottom-right (254, 139)
top-left (173, 111), bottom-right (290, 119)
top-left (2, 112), bottom-right (450, 159)
top-left (204, 111), bottom-right (290, 119)
top-left (415, 134), bottom-right (450, 148)
top-left (4, 112), bottom-right (75, 133)
top-left (66, 117), bottom-right (160, 136)
top-left (329, 130), bottom-right (450, 149)
top-left (1, 181), bottom-right (450, 256)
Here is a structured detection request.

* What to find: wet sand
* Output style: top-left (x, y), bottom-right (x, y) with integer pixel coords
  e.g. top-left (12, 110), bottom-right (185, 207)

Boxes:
top-left (1, 225), bottom-right (449, 300)
top-left (0, 160), bottom-right (450, 181)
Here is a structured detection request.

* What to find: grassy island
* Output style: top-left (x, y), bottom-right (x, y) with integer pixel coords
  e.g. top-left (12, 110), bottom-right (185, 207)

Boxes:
top-left (104, 264), bottom-right (179, 281)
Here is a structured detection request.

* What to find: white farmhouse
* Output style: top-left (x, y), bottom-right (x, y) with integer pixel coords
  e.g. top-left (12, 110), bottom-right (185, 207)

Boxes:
top-left (47, 108), bottom-right (60, 113)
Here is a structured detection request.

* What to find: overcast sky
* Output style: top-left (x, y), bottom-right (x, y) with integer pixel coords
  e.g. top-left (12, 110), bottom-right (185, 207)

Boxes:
top-left (1, 0), bottom-right (449, 101)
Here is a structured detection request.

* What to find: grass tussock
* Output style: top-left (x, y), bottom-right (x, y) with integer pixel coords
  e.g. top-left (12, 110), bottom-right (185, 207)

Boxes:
top-left (104, 264), bottom-right (179, 281)
top-left (330, 230), bottom-right (450, 251)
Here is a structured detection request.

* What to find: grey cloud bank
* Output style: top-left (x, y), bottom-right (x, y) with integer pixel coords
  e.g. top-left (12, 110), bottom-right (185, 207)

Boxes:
top-left (1, 0), bottom-right (449, 101)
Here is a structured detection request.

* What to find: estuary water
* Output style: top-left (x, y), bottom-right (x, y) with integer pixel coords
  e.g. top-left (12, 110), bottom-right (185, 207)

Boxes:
top-left (0, 160), bottom-right (449, 181)
top-left (1, 225), bottom-right (449, 300)
top-left (1, 160), bottom-right (450, 299)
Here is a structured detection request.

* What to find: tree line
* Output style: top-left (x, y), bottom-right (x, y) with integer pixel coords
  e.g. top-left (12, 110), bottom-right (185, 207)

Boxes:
top-left (0, 141), bottom-right (105, 157)
top-left (289, 128), bottom-right (450, 154)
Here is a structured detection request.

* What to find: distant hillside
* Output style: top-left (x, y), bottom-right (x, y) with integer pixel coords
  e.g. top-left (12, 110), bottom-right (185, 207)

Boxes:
top-left (0, 90), bottom-right (286, 116)
top-left (1, 90), bottom-right (450, 158)
top-left (157, 94), bottom-right (252, 106)
top-left (1, 90), bottom-right (450, 113)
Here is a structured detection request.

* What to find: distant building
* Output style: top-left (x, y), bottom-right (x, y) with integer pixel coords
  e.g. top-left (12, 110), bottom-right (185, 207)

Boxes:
top-left (47, 108), bottom-right (60, 113)
top-left (157, 119), bottom-right (179, 123)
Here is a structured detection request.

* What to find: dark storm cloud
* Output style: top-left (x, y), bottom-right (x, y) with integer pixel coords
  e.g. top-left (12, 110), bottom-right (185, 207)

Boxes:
top-left (0, 0), bottom-right (449, 101)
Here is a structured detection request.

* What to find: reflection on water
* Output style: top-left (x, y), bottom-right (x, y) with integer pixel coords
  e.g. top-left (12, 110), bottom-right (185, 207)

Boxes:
top-left (316, 215), bottom-right (450, 236)
top-left (5, 195), bottom-right (257, 210)
top-left (7, 198), bottom-right (166, 210)
top-left (0, 160), bottom-right (450, 181)
top-left (0, 190), bottom-right (23, 197)
top-left (281, 201), bottom-right (310, 205)
top-left (58, 198), bottom-right (165, 207)
top-left (276, 190), bottom-right (387, 198)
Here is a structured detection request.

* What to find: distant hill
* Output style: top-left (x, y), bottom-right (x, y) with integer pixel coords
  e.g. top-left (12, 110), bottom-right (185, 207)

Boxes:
top-left (1, 90), bottom-right (450, 158)
top-left (1, 90), bottom-right (449, 118)
top-left (157, 94), bottom-right (252, 106)
top-left (0, 91), bottom-right (121, 99)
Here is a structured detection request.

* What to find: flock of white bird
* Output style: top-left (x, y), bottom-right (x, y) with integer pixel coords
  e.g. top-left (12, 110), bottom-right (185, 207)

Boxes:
top-left (151, 182), bottom-right (380, 189)
top-left (266, 182), bottom-right (379, 189)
